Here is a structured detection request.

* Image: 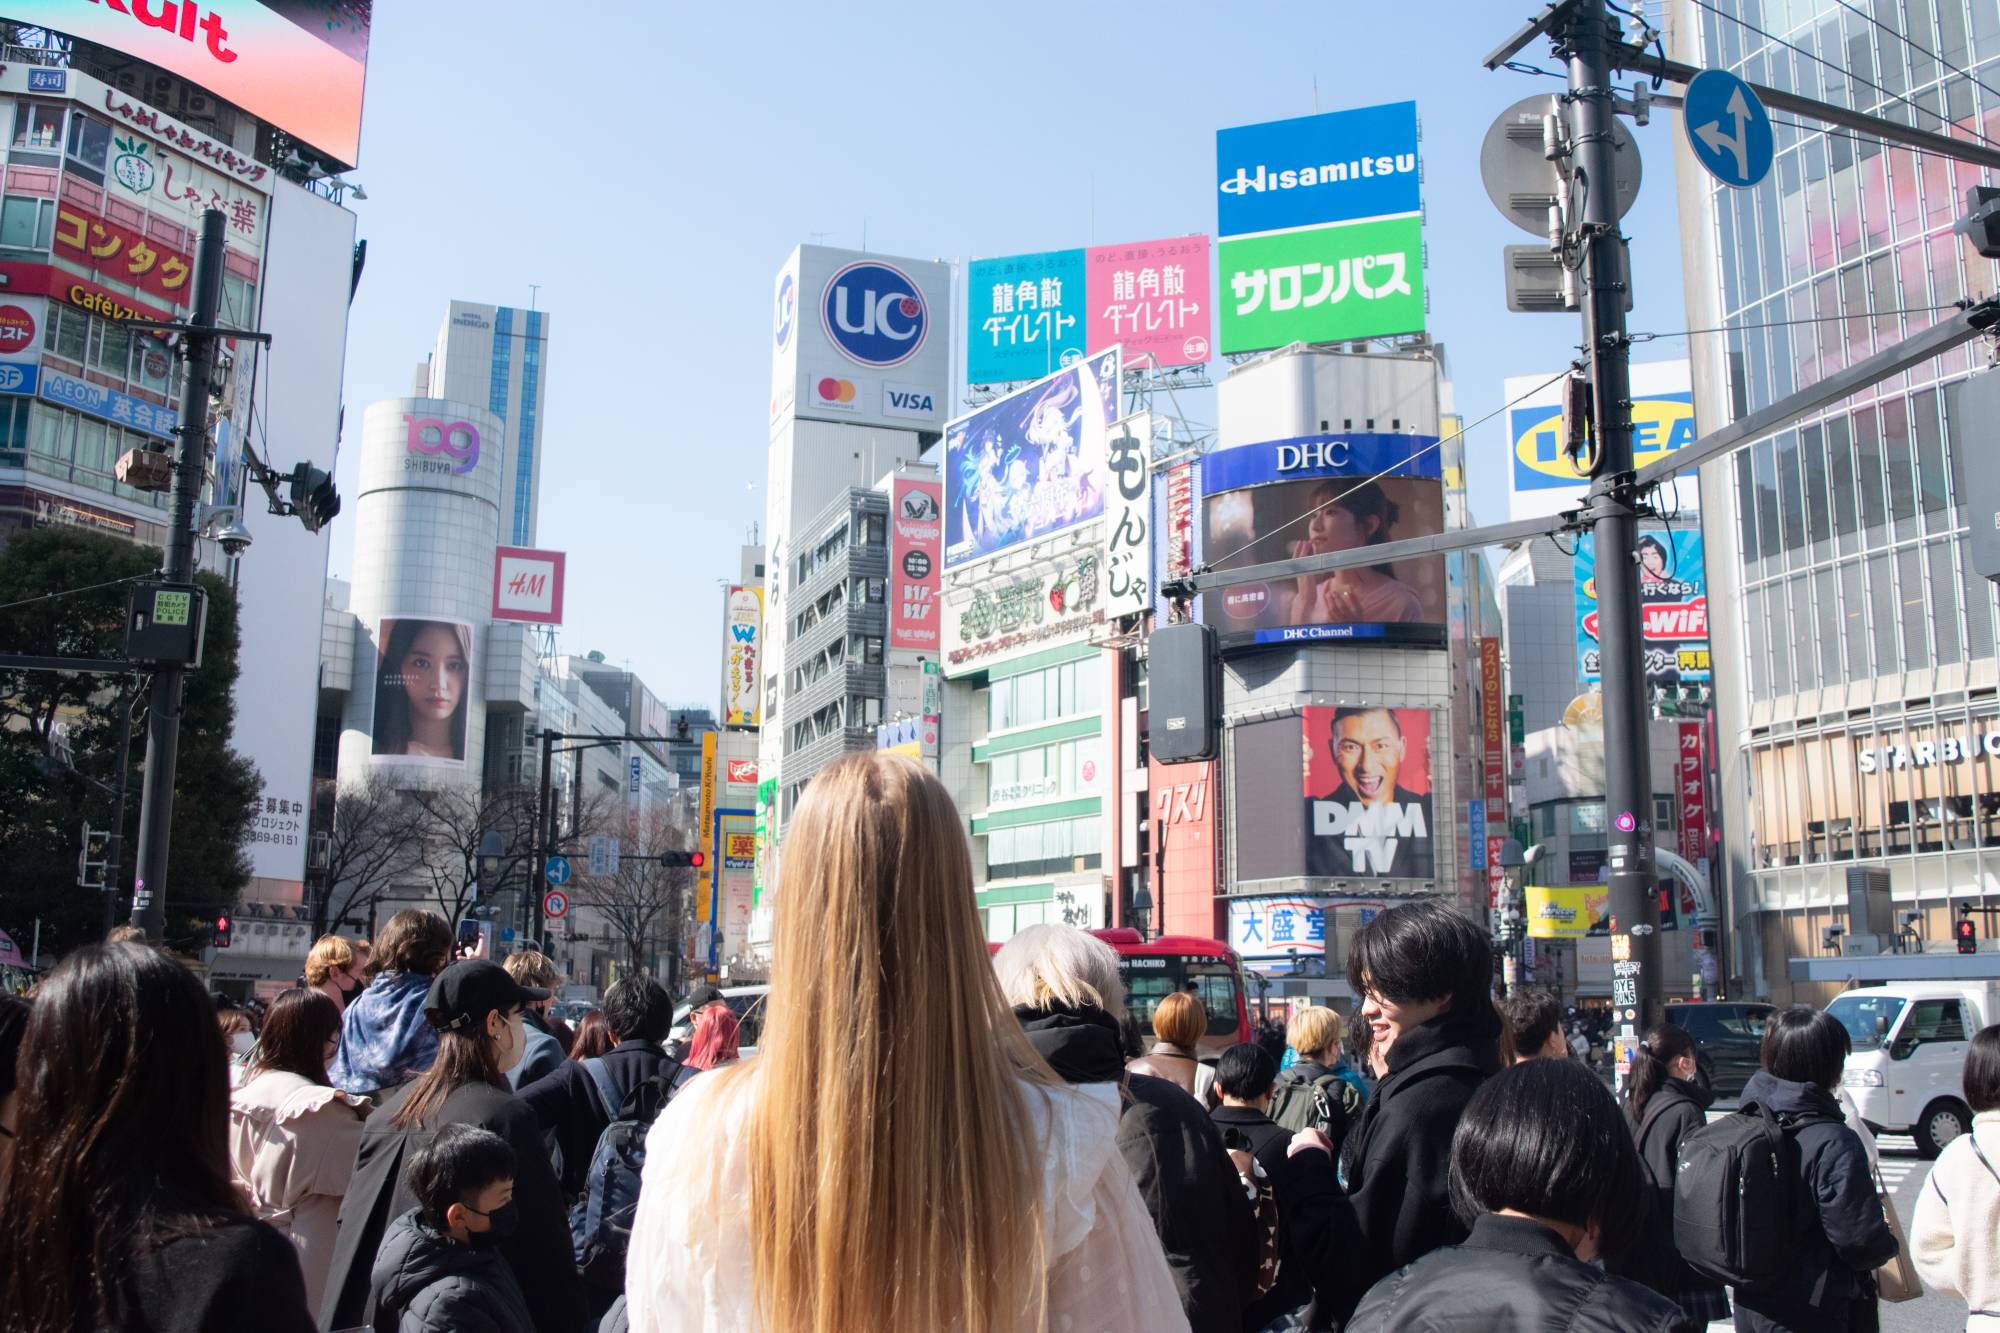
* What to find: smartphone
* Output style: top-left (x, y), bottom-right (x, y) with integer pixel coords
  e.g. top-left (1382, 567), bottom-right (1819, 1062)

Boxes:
top-left (457, 919), bottom-right (480, 953)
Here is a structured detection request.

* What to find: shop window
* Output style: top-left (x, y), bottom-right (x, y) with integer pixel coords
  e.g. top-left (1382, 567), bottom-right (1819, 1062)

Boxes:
top-left (11, 102), bottom-right (62, 153)
top-left (92, 321), bottom-right (131, 381)
top-left (45, 306), bottom-right (86, 364)
top-left (73, 418), bottom-right (108, 478)
top-left (133, 336), bottom-right (173, 395)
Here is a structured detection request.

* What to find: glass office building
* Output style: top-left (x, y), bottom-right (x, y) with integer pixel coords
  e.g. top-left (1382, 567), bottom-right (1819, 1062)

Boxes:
top-left (1675, 0), bottom-right (2000, 999)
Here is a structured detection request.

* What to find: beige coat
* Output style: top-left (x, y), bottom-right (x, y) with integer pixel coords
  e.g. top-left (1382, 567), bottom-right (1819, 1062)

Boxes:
top-left (1911, 1109), bottom-right (2000, 1329)
top-left (228, 1069), bottom-right (369, 1303)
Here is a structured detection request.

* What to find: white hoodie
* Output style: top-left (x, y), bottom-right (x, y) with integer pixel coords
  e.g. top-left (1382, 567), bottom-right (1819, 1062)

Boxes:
top-left (1911, 1109), bottom-right (2000, 1328)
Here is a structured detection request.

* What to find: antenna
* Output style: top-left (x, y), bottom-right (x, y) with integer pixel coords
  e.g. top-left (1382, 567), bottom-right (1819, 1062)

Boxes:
top-left (527, 284), bottom-right (541, 312)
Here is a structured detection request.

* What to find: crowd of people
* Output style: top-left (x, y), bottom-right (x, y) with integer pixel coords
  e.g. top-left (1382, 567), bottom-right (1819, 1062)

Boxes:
top-left (0, 750), bottom-right (1996, 1332)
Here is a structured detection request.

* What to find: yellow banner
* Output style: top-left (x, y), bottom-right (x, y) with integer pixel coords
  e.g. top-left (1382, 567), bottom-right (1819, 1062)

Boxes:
top-left (695, 731), bottom-right (717, 920)
top-left (1525, 884), bottom-right (1609, 939)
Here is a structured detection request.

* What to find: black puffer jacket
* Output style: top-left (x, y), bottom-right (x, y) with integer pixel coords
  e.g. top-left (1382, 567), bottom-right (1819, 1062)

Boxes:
top-left (1348, 1213), bottom-right (1696, 1332)
top-left (369, 1208), bottom-right (535, 1333)
top-left (1017, 1003), bottom-right (1256, 1333)
top-left (1288, 1009), bottom-right (1502, 1327)
top-left (1616, 1075), bottom-right (1727, 1305)
top-left (1729, 1071), bottom-right (1899, 1333)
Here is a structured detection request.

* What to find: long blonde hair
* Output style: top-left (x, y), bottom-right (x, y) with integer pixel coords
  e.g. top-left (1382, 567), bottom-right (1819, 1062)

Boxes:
top-left (729, 752), bottom-right (1055, 1333)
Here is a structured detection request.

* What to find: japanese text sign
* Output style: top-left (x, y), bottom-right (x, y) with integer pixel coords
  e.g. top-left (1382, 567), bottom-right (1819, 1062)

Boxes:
top-left (52, 202), bottom-right (194, 309)
top-left (967, 249), bottom-right (1085, 386)
top-left (889, 478), bottom-right (942, 651)
top-left (1104, 413), bottom-right (1153, 620)
top-left (1480, 637), bottom-right (1506, 805)
top-left (1085, 236), bottom-right (1211, 372)
top-left (1227, 896), bottom-right (1335, 960)
top-left (967, 238), bottom-right (1212, 386)
top-left (1574, 529), bottom-right (1711, 687)
top-left (38, 367), bottom-right (176, 439)
top-left (723, 586), bottom-right (763, 727)
top-left (1678, 722), bottom-right (1709, 865)
top-left (1217, 216), bottom-right (1424, 355)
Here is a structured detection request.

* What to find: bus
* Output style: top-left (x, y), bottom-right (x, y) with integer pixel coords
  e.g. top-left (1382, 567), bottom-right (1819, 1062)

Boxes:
top-left (1093, 929), bottom-right (1250, 1060)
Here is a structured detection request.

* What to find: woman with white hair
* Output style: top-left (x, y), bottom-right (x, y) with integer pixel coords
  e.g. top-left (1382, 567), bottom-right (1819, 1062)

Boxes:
top-left (996, 924), bottom-right (1258, 1333)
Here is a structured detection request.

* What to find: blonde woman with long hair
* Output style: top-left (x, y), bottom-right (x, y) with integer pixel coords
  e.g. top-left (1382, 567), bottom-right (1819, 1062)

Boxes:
top-left (624, 753), bottom-right (1187, 1333)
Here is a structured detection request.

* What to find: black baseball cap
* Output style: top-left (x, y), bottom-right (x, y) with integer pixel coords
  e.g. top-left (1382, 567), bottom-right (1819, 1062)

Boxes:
top-left (424, 960), bottom-right (548, 1034)
top-left (682, 983), bottom-right (723, 1011)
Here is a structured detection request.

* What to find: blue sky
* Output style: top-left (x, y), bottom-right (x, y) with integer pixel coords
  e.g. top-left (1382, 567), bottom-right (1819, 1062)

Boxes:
top-left (326, 0), bottom-right (1694, 708)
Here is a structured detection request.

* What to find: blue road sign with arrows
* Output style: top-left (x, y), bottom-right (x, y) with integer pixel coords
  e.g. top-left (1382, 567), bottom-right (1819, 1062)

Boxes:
top-left (544, 856), bottom-right (572, 886)
top-left (1684, 69), bottom-right (1773, 188)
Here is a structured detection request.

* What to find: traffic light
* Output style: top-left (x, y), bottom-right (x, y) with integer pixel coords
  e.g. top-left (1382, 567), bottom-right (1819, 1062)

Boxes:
top-left (1957, 912), bottom-right (1979, 955)
top-left (213, 913), bottom-right (232, 949)
top-left (659, 849), bottom-right (707, 870)
top-left (288, 461), bottom-right (341, 533)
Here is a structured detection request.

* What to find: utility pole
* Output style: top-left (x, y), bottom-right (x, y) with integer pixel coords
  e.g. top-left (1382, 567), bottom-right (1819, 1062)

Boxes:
top-left (100, 683), bottom-right (138, 935)
top-left (1562, 0), bottom-right (1663, 1034)
top-left (131, 209), bottom-right (226, 941)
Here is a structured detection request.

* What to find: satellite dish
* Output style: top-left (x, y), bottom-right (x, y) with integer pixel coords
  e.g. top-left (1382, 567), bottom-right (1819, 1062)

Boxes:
top-left (1480, 94), bottom-right (1643, 238)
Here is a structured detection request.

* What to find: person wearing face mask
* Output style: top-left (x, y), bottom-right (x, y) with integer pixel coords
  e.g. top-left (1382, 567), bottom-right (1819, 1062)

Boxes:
top-left (306, 935), bottom-right (362, 1012)
top-left (219, 1003), bottom-right (259, 1086)
top-left (319, 959), bottom-right (583, 1333)
top-left (1345, 1058), bottom-right (1693, 1331)
top-left (370, 1125), bottom-right (536, 1333)
top-left (229, 988), bottom-right (369, 1302)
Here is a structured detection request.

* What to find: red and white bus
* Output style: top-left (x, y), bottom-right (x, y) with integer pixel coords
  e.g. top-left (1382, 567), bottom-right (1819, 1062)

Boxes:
top-left (1091, 929), bottom-right (1250, 1060)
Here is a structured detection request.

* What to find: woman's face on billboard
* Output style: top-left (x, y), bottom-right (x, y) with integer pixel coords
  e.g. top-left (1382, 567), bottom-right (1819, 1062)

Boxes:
top-left (1306, 502), bottom-right (1374, 551)
top-left (399, 624), bottom-right (465, 722)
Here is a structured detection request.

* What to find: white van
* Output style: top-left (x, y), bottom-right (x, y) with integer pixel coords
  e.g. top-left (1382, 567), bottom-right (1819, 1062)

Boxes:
top-left (1825, 980), bottom-right (1998, 1157)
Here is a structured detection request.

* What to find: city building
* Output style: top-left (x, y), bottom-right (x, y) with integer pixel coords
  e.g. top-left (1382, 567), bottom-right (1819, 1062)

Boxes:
top-left (423, 300), bottom-right (551, 547)
top-left (1671, 0), bottom-right (2000, 1001)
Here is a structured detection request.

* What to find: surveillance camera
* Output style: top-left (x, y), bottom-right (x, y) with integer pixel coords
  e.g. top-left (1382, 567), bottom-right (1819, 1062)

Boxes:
top-left (216, 520), bottom-right (253, 557)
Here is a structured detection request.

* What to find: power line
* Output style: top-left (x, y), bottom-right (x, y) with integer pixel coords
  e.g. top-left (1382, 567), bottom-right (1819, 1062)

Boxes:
top-left (0, 572), bottom-right (152, 616)
top-left (1201, 367), bottom-right (1576, 572)
top-left (1629, 299), bottom-right (1971, 343)
top-left (1827, 0), bottom-right (2000, 120)
top-left (1686, 0), bottom-right (2000, 153)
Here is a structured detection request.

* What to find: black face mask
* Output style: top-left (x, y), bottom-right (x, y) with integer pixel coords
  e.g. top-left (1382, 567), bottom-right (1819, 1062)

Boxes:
top-left (465, 1200), bottom-right (519, 1249)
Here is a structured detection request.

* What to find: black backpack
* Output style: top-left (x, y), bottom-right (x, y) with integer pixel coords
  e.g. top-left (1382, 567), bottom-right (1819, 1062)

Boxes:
top-left (570, 1064), bottom-right (682, 1291)
top-left (1672, 1101), bottom-right (1839, 1288)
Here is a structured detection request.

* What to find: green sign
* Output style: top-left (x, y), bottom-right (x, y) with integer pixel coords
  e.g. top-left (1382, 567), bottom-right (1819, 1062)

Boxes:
top-left (1216, 215), bottom-right (1424, 355)
top-left (153, 591), bottom-right (192, 627)
top-left (752, 777), bottom-right (776, 908)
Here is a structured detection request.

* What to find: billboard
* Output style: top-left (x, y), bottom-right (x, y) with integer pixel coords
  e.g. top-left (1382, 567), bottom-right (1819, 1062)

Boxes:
top-left (888, 477), bottom-right (942, 651)
top-left (1574, 529), bottom-right (1711, 687)
top-left (53, 200), bottom-right (195, 309)
top-left (966, 238), bottom-right (1211, 385)
top-left (1302, 706), bottom-right (1436, 879)
top-left (1199, 433), bottom-right (1445, 646)
top-left (369, 617), bottom-right (472, 766)
top-left (1526, 884), bottom-right (1611, 939)
top-left (1216, 102), bottom-right (1423, 356)
top-left (772, 245), bottom-right (952, 434)
top-left (491, 547), bottom-right (566, 624)
top-left (1152, 758), bottom-right (1219, 939)
top-left (722, 586), bottom-right (763, 727)
top-left (942, 547), bottom-right (1105, 674)
top-left (1227, 896), bottom-right (1336, 961)
top-left (1103, 413), bottom-right (1153, 620)
top-left (943, 348), bottom-right (1121, 568)
top-left (1505, 360), bottom-right (1697, 521)
top-left (11, 0), bottom-right (373, 167)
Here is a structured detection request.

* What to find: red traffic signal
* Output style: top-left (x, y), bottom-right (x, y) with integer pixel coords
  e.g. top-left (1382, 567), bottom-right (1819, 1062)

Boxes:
top-left (213, 914), bottom-right (232, 949)
top-left (1957, 915), bottom-right (1979, 956)
top-left (690, 850), bottom-right (705, 869)
top-left (659, 849), bottom-right (707, 870)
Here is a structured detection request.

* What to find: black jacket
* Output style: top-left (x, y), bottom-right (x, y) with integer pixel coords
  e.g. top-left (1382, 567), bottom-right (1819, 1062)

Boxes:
top-left (319, 1079), bottom-right (583, 1333)
top-left (1728, 1071), bottom-right (1899, 1333)
top-left (1347, 1213), bottom-right (1696, 1332)
top-left (370, 1208), bottom-right (536, 1333)
top-left (119, 1214), bottom-right (317, 1333)
top-left (1212, 1103), bottom-right (1316, 1329)
top-left (1018, 1003), bottom-right (1256, 1333)
top-left (1616, 1076), bottom-right (1726, 1304)
top-left (518, 1040), bottom-right (682, 1198)
top-left (1289, 1009), bottom-right (1502, 1327)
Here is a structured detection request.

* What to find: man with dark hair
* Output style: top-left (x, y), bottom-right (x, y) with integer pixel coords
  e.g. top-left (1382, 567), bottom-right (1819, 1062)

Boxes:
top-left (1287, 899), bottom-right (1502, 1326)
top-left (370, 1124), bottom-right (535, 1332)
top-left (1209, 1041), bottom-right (1314, 1330)
top-left (1498, 988), bottom-right (1567, 1064)
top-left (518, 975), bottom-right (682, 1199)
top-left (501, 951), bottom-right (568, 1090)
top-left (1306, 708), bottom-right (1435, 879)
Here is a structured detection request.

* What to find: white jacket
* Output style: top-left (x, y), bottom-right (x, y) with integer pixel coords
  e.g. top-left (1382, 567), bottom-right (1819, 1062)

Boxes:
top-left (1911, 1110), bottom-right (2000, 1328)
top-left (227, 1068), bottom-right (369, 1304)
top-left (624, 1063), bottom-right (1192, 1333)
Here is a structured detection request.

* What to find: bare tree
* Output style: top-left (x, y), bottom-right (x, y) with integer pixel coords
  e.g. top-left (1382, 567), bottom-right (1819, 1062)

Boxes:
top-left (568, 807), bottom-right (694, 982)
top-left (313, 772), bottom-right (428, 936)
top-left (406, 784), bottom-right (540, 933)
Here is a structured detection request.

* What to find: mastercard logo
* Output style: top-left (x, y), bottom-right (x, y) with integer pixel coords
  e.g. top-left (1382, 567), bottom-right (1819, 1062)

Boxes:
top-left (816, 377), bottom-right (857, 404)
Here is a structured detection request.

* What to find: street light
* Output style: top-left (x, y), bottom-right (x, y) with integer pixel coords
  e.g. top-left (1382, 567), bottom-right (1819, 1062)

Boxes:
top-left (1493, 840), bottom-right (1547, 996)
top-left (1129, 878), bottom-right (1154, 940)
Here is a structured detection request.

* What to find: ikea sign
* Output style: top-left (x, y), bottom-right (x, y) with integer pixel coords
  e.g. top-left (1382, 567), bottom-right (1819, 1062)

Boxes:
top-left (1510, 392), bottom-right (1694, 491)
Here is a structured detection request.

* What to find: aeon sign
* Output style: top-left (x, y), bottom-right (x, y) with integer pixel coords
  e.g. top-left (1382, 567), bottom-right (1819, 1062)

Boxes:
top-left (822, 261), bottom-right (927, 368)
top-left (404, 415), bottom-right (481, 475)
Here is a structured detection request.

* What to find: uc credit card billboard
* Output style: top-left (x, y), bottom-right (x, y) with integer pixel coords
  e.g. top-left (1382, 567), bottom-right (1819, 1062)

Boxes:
top-left (771, 245), bottom-right (952, 434)
top-left (967, 237), bottom-right (1212, 384)
top-left (1198, 433), bottom-right (1446, 647)
top-left (1215, 102), bottom-right (1425, 355)
top-left (1505, 359), bottom-right (1697, 520)
top-left (1575, 529), bottom-right (1711, 688)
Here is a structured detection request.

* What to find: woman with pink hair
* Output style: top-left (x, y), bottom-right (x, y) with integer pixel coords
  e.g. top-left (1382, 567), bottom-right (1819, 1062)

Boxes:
top-left (668, 1003), bottom-right (741, 1099)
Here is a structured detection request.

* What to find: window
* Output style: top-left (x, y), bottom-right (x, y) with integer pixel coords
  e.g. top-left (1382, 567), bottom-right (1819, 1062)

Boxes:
top-left (92, 321), bottom-right (130, 379)
top-left (985, 815), bottom-right (1101, 880)
top-left (0, 195), bottom-right (53, 251)
top-left (862, 514), bottom-right (886, 545)
top-left (45, 306), bottom-right (86, 364)
top-left (1906, 999), bottom-right (1966, 1046)
top-left (133, 335), bottom-right (173, 394)
top-left (64, 113), bottom-right (110, 179)
top-left (11, 102), bottom-right (62, 152)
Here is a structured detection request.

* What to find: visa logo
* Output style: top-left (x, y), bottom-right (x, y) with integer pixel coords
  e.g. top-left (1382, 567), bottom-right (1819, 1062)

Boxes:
top-left (888, 389), bottom-right (933, 412)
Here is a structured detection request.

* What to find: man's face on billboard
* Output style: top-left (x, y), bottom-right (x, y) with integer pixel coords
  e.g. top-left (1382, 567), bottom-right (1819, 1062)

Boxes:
top-left (1333, 711), bottom-right (1404, 805)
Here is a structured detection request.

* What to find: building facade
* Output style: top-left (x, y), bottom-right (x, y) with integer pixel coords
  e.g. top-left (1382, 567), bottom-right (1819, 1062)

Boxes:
top-left (1673, 0), bottom-right (2000, 1000)
top-left (426, 300), bottom-right (551, 547)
